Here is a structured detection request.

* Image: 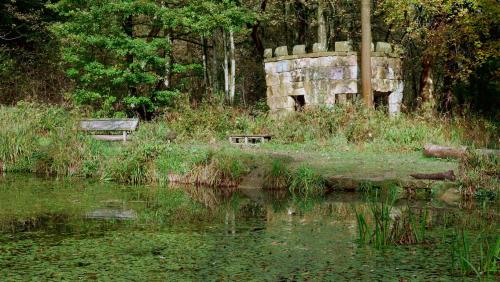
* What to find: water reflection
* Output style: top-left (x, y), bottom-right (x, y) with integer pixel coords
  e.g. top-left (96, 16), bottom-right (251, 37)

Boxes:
top-left (0, 174), bottom-right (498, 281)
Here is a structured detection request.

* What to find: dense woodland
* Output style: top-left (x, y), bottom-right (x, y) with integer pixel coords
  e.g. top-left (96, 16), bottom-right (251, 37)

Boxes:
top-left (1, 0), bottom-right (498, 118)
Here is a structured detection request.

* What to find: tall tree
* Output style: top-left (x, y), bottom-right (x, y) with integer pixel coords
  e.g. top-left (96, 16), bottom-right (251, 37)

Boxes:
top-left (361, 0), bottom-right (373, 108)
top-left (381, 0), bottom-right (500, 111)
top-left (50, 0), bottom-right (255, 117)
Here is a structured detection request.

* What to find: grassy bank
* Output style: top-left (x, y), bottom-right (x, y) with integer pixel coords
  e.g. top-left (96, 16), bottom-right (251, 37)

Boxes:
top-left (0, 102), bottom-right (498, 197)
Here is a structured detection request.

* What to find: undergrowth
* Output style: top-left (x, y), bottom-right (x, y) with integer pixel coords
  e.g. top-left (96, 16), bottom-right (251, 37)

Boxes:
top-left (458, 152), bottom-right (499, 200)
top-left (0, 101), bottom-right (498, 189)
top-left (164, 99), bottom-right (498, 152)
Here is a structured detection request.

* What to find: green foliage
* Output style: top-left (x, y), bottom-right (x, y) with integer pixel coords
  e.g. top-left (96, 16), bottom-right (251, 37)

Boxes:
top-left (49, 0), bottom-right (255, 115)
top-left (288, 165), bottom-right (326, 198)
top-left (165, 101), bottom-right (497, 151)
top-left (0, 103), bottom-right (88, 176)
top-left (263, 159), bottom-right (291, 190)
top-left (380, 0), bottom-right (500, 107)
top-left (451, 230), bottom-right (499, 277)
top-left (458, 152), bottom-right (499, 199)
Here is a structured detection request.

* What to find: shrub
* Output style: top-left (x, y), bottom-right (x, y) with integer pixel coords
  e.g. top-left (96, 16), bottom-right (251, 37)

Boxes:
top-left (458, 152), bottom-right (499, 199)
top-left (263, 159), bottom-right (291, 190)
top-left (288, 165), bottom-right (326, 198)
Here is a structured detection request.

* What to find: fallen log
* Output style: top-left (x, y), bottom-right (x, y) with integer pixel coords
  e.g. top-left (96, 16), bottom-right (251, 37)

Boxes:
top-left (423, 144), bottom-right (467, 159)
top-left (423, 144), bottom-right (500, 159)
top-left (410, 170), bottom-right (456, 181)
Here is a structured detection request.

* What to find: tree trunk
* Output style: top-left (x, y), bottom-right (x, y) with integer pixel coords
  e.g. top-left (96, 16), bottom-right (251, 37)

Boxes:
top-left (229, 29), bottom-right (236, 104)
top-left (163, 31), bottom-right (172, 88)
top-left (201, 35), bottom-right (209, 96)
top-left (424, 144), bottom-right (500, 159)
top-left (250, 0), bottom-right (267, 57)
top-left (419, 56), bottom-right (435, 110)
top-left (424, 144), bottom-right (467, 159)
top-left (317, 0), bottom-right (327, 47)
top-left (295, 0), bottom-right (307, 44)
top-left (223, 29), bottom-right (229, 100)
top-left (361, 0), bottom-right (373, 108)
top-left (124, 15), bottom-right (136, 97)
top-left (211, 32), bottom-right (218, 94)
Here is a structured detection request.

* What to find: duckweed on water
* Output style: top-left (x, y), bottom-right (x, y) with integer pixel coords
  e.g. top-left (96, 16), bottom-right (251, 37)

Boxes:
top-left (1, 175), bottom-right (498, 280)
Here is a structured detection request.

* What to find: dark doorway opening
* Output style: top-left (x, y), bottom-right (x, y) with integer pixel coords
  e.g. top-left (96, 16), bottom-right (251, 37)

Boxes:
top-left (292, 95), bottom-right (306, 111)
top-left (374, 91), bottom-right (390, 111)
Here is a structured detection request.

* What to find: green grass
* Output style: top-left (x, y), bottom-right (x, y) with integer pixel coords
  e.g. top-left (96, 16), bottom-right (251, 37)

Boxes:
top-left (288, 165), bottom-right (326, 198)
top-left (458, 152), bottom-right (499, 199)
top-left (263, 158), bottom-right (291, 190)
top-left (0, 102), bottom-right (497, 191)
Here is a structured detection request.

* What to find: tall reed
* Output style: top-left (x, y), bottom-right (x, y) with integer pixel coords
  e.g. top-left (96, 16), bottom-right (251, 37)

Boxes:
top-left (451, 229), bottom-right (499, 278)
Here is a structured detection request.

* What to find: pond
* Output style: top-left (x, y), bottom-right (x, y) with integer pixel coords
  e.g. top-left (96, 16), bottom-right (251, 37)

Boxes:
top-left (0, 175), bottom-right (498, 281)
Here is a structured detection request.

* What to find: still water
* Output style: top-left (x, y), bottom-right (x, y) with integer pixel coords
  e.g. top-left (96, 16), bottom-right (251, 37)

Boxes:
top-left (0, 175), bottom-right (498, 281)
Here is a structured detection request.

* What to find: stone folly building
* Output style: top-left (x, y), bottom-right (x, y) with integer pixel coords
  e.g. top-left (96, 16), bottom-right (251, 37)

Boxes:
top-left (263, 41), bottom-right (404, 115)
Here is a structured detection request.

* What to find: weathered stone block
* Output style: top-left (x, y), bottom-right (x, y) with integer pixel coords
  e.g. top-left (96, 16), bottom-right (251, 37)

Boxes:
top-left (372, 79), bottom-right (396, 93)
top-left (330, 67), bottom-right (344, 80)
top-left (265, 74), bottom-right (280, 86)
top-left (292, 88), bottom-right (307, 97)
top-left (264, 62), bottom-right (275, 73)
top-left (335, 41), bottom-right (353, 52)
top-left (271, 85), bottom-right (280, 97)
top-left (275, 61), bottom-right (290, 73)
top-left (388, 81), bottom-right (404, 116)
top-left (313, 43), bottom-right (327, 53)
top-left (373, 66), bottom-right (388, 79)
top-left (291, 82), bottom-right (304, 89)
top-left (331, 80), bottom-right (358, 94)
top-left (317, 56), bottom-right (335, 67)
top-left (347, 66), bottom-right (359, 79)
top-left (266, 87), bottom-right (273, 97)
top-left (294, 58), bottom-right (310, 69)
top-left (264, 48), bottom-right (273, 59)
top-left (292, 45), bottom-right (306, 55)
top-left (376, 42), bottom-right (392, 53)
top-left (279, 75), bottom-right (291, 85)
top-left (275, 46), bottom-right (288, 57)
top-left (345, 55), bottom-right (358, 66)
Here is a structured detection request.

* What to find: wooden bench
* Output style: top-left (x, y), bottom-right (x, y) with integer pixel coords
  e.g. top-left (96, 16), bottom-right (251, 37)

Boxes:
top-left (229, 135), bottom-right (272, 145)
top-left (79, 119), bottom-right (139, 142)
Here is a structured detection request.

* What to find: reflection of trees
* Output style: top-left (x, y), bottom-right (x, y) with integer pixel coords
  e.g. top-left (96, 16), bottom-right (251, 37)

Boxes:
top-left (181, 185), bottom-right (236, 209)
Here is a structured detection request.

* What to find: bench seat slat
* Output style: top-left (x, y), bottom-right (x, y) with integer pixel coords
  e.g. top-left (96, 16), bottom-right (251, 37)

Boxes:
top-left (93, 135), bottom-right (133, 141)
top-left (80, 119), bottom-right (139, 131)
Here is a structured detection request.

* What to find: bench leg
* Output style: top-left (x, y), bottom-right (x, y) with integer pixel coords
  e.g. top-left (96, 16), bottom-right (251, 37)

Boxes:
top-left (123, 131), bottom-right (127, 142)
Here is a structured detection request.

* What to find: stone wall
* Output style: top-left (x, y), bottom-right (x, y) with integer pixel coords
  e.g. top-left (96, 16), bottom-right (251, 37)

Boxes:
top-left (264, 41), bottom-right (404, 115)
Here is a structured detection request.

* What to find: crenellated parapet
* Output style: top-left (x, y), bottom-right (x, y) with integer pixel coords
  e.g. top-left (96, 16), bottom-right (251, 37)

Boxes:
top-left (263, 41), bottom-right (404, 115)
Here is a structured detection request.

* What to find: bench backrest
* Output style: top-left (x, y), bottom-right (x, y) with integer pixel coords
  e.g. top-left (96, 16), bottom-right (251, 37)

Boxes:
top-left (79, 119), bottom-right (139, 132)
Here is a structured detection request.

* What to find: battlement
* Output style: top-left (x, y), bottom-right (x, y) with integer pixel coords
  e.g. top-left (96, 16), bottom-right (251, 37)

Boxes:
top-left (263, 41), bottom-right (404, 115)
top-left (264, 41), bottom-right (404, 62)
